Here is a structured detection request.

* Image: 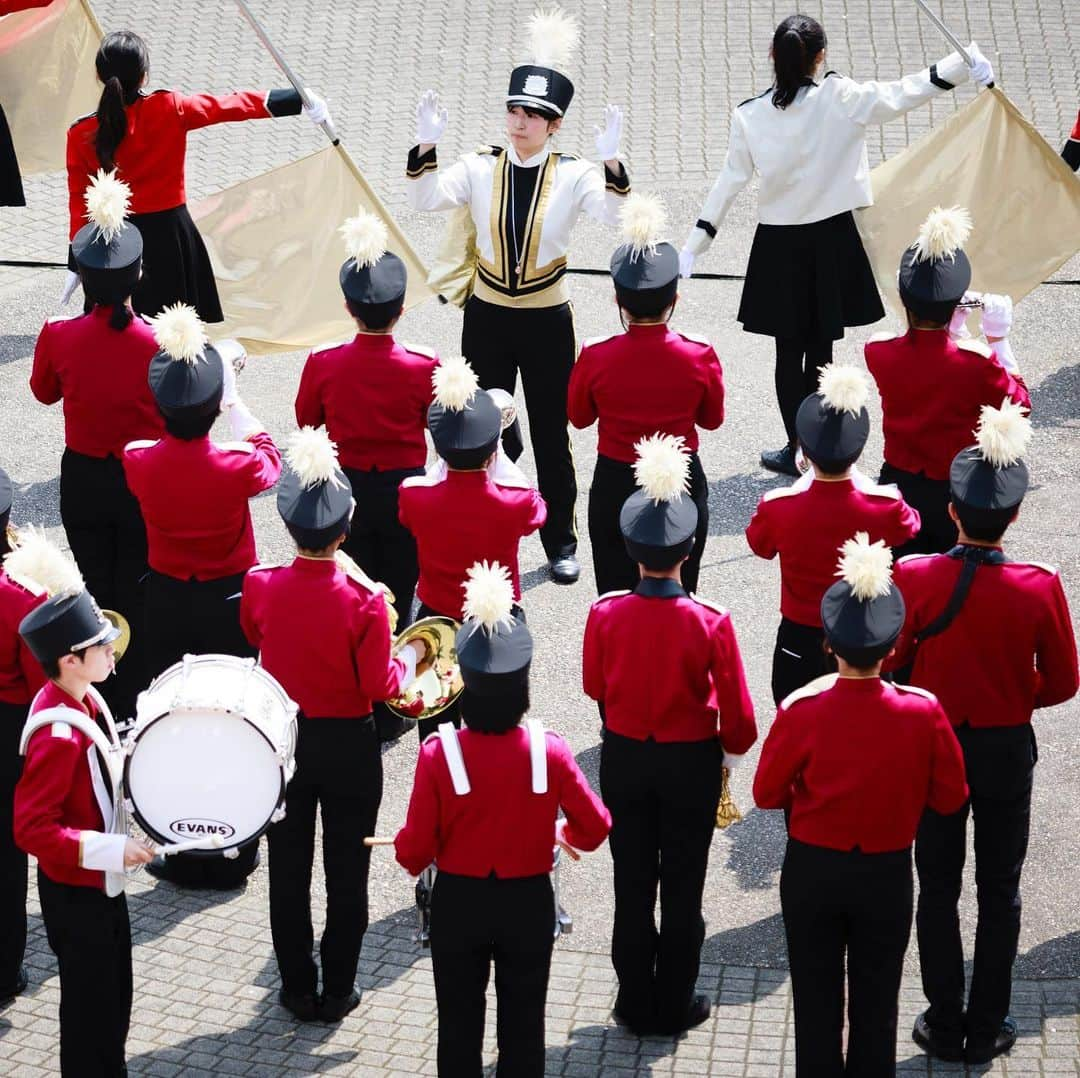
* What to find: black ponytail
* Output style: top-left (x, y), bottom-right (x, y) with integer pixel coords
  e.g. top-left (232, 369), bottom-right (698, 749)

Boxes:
top-left (771, 15), bottom-right (827, 109)
top-left (93, 31), bottom-right (149, 171)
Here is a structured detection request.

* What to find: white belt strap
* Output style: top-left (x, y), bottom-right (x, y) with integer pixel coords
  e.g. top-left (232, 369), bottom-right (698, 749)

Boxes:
top-left (526, 719), bottom-right (548, 794)
top-left (437, 723), bottom-right (471, 795)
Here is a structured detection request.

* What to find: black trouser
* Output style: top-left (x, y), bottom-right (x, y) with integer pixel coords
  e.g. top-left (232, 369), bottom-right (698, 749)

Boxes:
top-left (781, 838), bottom-right (913, 1077)
top-left (916, 723), bottom-right (1035, 1048)
top-left (0, 703), bottom-right (26, 994)
top-left (588, 453), bottom-right (710, 597)
top-left (38, 870), bottom-right (132, 1077)
top-left (60, 449), bottom-right (150, 725)
top-left (770, 618), bottom-right (835, 706)
top-left (430, 871), bottom-right (554, 1078)
top-left (267, 714), bottom-right (382, 999)
top-left (775, 338), bottom-right (834, 446)
top-left (599, 731), bottom-right (722, 1032)
top-left (879, 463), bottom-right (956, 557)
top-left (462, 296), bottom-right (577, 559)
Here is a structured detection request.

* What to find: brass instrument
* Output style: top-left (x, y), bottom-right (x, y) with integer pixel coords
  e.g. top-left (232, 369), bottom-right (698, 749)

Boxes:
top-left (386, 616), bottom-right (464, 721)
top-left (102, 610), bottom-right (132, 663)
top-left (334, 550), bottom-right (398, 631)
top-left (715, 766), bottom-right (742, 830)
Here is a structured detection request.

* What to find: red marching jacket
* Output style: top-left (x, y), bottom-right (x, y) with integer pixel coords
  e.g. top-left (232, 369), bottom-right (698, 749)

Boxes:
top-left (0, 568), bottom-right (46, 706)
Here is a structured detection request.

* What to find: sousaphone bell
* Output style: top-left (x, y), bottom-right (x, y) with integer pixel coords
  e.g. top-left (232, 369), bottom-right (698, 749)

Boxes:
top-left (386, 616), bottom-right (464, 721)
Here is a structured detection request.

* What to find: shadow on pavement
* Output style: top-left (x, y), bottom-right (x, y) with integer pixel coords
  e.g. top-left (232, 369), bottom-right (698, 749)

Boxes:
top-left (0, 333), bottom-right (35, 366)
top-left (707, 470), bottom-right (789, 537)
top-left (1029, 363), bottom-right (1080, 428)
top-left (703, 912), bottom-right (789, 972)
top-left (718, 805), bottom-right (786, 892)
top-left (13, 476), bottom-right (61, 527)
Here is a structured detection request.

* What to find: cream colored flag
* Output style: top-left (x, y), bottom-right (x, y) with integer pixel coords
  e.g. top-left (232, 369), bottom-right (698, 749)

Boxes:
top-left (0, 0), bottom-right (102, 175)
top-left (192, 144), bottom-right (434, 355)
top-left (857, 88), bottom-right (1080, 322)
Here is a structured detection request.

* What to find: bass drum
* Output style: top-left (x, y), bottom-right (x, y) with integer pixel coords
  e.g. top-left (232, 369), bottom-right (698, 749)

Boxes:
top-left (124, 654), bottom-right (298, 855)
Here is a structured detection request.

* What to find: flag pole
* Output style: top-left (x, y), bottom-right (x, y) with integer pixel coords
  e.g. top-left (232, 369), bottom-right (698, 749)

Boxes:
top-left (914, 0), bottom-right (994, 87)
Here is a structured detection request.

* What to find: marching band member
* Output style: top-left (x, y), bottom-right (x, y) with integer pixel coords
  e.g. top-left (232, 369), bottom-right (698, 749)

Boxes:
top-left (30, 171), bottom-right (161, 721)
top-left (866, 207), bottom-right (1031, 555)
top-left (395, 561), bottom-right (611, 1077)
top-left (745, 365), bottom-right (920, 703)
top-left (65, 29), bottom-right (330, 320)
top-left (124, 303), bottom-right (280, 889)
top-left (406, 3), bottom-right (631, 584)
top-left (241, 428), bottom-right (427, 1023)
top-left (399, 356), bottom-right (546, 740)
top-left (0, 475), bottom-right (46, 1006)
top-left (568, 194), bottom-right (725, 596)
top-left (1062, 109), bottom-right (1080, 170)
top-left (13, 543), bottom-right (155, 1076)
top-left (887, 404), bottom-right (1078, 1064)
top-left (754, 534), bottom-right (967, 1075)
top-left (680, 13), bottom-right (994, 478)
top-left (583, 435), bottom-right (757, 1036)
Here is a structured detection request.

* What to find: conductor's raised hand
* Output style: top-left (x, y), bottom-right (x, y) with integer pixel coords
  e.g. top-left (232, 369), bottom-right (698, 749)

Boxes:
top-left (416, 90), bottom-right (449, 146)
top-left (594, 103), bottom-right (624, 163)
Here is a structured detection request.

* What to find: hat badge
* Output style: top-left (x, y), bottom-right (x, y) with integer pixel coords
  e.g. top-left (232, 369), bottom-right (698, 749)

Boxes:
top-left (523, 74), bottom-right (549, 97)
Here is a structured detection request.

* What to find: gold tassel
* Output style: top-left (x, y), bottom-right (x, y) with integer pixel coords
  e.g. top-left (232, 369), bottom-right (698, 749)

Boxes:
top-left (715, 766), bottom-right (742, 830)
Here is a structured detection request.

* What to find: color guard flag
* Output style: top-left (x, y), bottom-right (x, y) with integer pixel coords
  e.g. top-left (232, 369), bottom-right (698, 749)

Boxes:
top-left (857, 88), bottom-right (1080, 322)
top-left (192, 144), bottom-right (435, 354)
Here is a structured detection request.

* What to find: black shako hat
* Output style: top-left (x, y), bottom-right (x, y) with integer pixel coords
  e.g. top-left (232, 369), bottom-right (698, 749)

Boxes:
top-left (611, 242), bottom-right (679, 317)
top-left (898, 206), bottom-right (973, 323)
top-left (147, 305), bottom-right (224, 418)
top-left (337, 208), bottom-right (407, 326)
top-left (71, 169), bottom-right (144, 305)
top-left (20, 590), bottom-right (120, 666)
top-left (0, 466), bottom-right (12, 532)
top-left (795, 365), bottom-right (871, 472)
top-left (277, 428), bottom-right (354, 550)
top-left (506, 6), bottom-right (578, 118)
top-left (427, 357), bottom-right (501, 469)
top-left (455, 562), bottom-right (532, 695)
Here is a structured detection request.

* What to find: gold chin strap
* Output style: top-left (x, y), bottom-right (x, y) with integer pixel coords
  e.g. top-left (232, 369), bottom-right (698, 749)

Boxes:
top-left (715, 766), bottom-right (742, 830)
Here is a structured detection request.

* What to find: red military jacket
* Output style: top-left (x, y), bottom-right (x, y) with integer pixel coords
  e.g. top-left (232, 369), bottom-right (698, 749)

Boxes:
top-left (14, 682), bottom-right (125, 890)
top-left (394, 725), bottom-right (611, 878)
top-left (582, 577), bottom-right (758, 751)
top-left (295, 334), bottom-right (438, 471)
top-left (241, 555), bottom-right (409, 719)
top-left (865, 329), bottom-right (1031, 480)
top-left (745, 468), bottom-right (921, 626)
top-left (0, 1), bottom-right (53, 11)
top-left (67, 88), bottom-right (293, 238)
top-left (123, 432), bottom-right (281, 580)
top-left (30, 308), bottom-right (164, 458)
top-left (567, 323), bottom-right (726, 463)
top-left (398, 469), bottom-right (546, 620)
top-left (0, 568), bottom-right (46, 706)
top-left (888, 549), bottom-right (1079, 728)
top-left (753, 675), bottom-right (968, 853)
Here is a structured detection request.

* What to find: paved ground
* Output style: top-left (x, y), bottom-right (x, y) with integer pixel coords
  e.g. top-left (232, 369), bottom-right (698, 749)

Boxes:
top-left (1, 0), bottom-right (1079, 1074)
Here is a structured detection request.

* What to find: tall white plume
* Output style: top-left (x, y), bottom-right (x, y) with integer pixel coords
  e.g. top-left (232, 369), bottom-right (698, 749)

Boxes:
top-left (528, 4), bottom-right (579, 68)
top-left (911, 205), bottom-right (973, 263)
top-left (150, 304), bottom-right (206, 364)
top-left (633, 433), bottom-right (690, 504)
top-left (462, 560), bottom-right (516, 633)
top-left (836, 532), bottom-right (893, 601)
top-left (286, 427), bottom-right (344, 489)
top-left (3, 526), bottom-right (84, 598)
top-left (339, 208), bottom-right (388, 270)
top-left (975, 397), bottom-right (1032, 468)
top-left (83, 169), bottom-right (132, 244)
top-left (818, 363), bottom-right (869, 416)
top-left (432, 355), bottom-right (479, 412)
top-left (619, 193), bottom-right (667, 259)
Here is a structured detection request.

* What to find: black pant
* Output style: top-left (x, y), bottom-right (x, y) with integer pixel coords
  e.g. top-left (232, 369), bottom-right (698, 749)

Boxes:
top-left (38, 870), bottom-right (132, 1077)
top-left (879, 463), bottom-right (956, 557)
top-left (0, 703), bottom-right (26, 993)
top-left (781, 839), bottom-right (913, 1077)
top-left (430, 871), bottom-right (554, 1077)
top-left (267, 715), bottom-right (382, 998)
top-left (916, 723), bottom-right (1035, 1046)
top-left (588, 453), bottom-right (710, 597)
top-left (60, 449), bottom-right (150, 724)
top-left (462, 297), bottom-right (577, 559)
top-left (771, 618), bottom-right (835, 706)
top-left (599, 732), bottom-right (722, 1031)
top-left (775, 337), bottom-right (834, 446)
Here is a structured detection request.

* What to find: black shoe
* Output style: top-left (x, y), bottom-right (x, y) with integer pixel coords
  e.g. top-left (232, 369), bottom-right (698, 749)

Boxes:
top-left (319, 989), bottom-right (361, 1022)
top-left (965, 1017), bottom-right (1017, 1064)
top-left (278, 987), bottom-right (320, 1022)
top-left (655, 994), bottom-right (711, 1036)
top-left (0, 966), bottom-right (28, 1006)
top-left (760, 445), bottom-right (800, 478)
top-left (549, 555), bottom-right (580, 585)
top-left (912, 1010), bottom-right (964, 1062)
top-left (377, 714), bottom-right (417, 743)
top-left (612, 1003), bottom-right (655, 1037)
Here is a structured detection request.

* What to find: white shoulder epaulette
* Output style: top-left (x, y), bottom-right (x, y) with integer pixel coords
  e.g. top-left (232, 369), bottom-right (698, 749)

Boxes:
top-left (246, 562), bottom-right (281, 575)
top-left (309, 339), bottom-right (348, 356)
top-left (50, 721), bottom-right (73, 739)
top-left (422, 731), bottom-right (441, 746)
top-left (866, 330), bottom-right (900, 345)
top-left (956, 338), bottom-right (993, 359)
top-left (780, 673), bottom-right (840, 710)
top-left (582, 332), bottom-right (619, 349)
top-left (1012, 560), bottom-right (1058, 575)
top-left (896, 552), bottom-right (936, 565)
top-left (892, 682), bottom-right (938, 703)
top-left (46, 314), bottom-right (77, 325)
top-left (690, 593), bottom-right (728, 616)
top-left (217, 441), bottom-right (256, 454)
top-left (556, 150), bottom-right (581, 161)
top-left (402, 342), bottom-right (437, 359)
top-left (849, 468), bottom-right (902, 501)
top-left (593, 589), bottom-right (631, 605)
top-left (676, 330), bottom-right (712, 347)
top-left (401, 473), bottom-right (442, 490)
top-left (762, 470), bottom-right (815, 502)
top-left (123, 438), bottom-right (159, 453)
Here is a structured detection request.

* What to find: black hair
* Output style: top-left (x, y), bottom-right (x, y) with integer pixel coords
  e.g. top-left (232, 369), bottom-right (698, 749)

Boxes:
top-left (164, 408), bottom-right (219, 440)
top-left (42, 648), bottom-right (89, 680)
top-left (459, 684), bottom-right (531, 733)
top-left (344, 297), bottom-right (402, 331)
top-left (80, 264), bottom-right (141, 330)
top-left (506, 103), bottom-right (560, 124)
top-left (615, 282), bottom-right (678, 321)
top-left (286, 518), bottom-right (350, 554)
top-left (771, 15), bottom-right (827, 109)
top-left (826, 637), bottom-right (895, 670)
top-left (94, 31), bottom-right (150, 171)
top-left (801, 449), bottom-right (859, 476)
top-left (951, 501), bottom-right (1018, 544)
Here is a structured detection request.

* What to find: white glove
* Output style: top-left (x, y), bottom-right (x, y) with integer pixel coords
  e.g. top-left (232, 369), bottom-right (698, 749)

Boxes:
top-left (966, 42), bottom-right (994, 87)
top-left (60, 270), bottom-right (81, 306)
top-left (228, 400), bottom-right (264, 441)
top-left (215, 338), bottom-right (246, 409)
top-left (219, 353), bottom-right (239, 409)
top-left (678, 247), bottom-right (696, 280)
top-left (593, 103), bottom-right (623, 161)
top-left (980, 293), bottom-right (1013, 338)
top-left (415, 90), bottom-right (448, 145)
top-left (991, 338), bottom-right (1020, 375)
top-left (302, 89), bottom-right (331, 128)
top-left (948, 291), bottom-right (978, 339)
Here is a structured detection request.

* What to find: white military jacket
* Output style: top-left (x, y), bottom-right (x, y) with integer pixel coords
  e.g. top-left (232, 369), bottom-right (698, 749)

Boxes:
top-left (686, 50), bottom-right (972, 253)
top-left (407, 142), bottom-right (630, 308)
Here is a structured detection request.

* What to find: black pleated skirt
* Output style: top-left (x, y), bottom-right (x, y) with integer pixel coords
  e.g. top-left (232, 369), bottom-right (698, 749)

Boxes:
top-left (0, 104), bottom-right (26, 207)
top-left (737, 210), bottom-right (884, 342)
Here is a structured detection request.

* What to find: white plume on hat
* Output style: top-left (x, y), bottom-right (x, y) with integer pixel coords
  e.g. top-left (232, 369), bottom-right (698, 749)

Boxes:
top-left (150, 303), bottom-right (206, 364)
top-left (432, 355), bottom-right (479, 412)
top-left (3, 526), bottom-right (84, 598)
top-left (84, 169), bottom-right (132, 244)
top-left (836, 532), bottom-right (893, 602)
top-left (975, 397), bottom-right (1032, 469)
top-left (462, 560), bottom-right (516, 633)
top-left (619, 193), bottom-right (667, 260)
top-left (339, 207), bottom-right (388, 270)
top-left (528, 4), bottom-right (579, 68)
top-left (818, 363), bottom-right (869, 416)
top-left (633, 433), bottom-right (690, 504)
top-left (911, 205), bottom-right (973, 263)
top-left (286, 427), bottom-right (345, 490)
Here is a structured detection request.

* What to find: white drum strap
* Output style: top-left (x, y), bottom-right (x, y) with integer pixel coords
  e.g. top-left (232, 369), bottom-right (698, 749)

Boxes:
top-left (20, 705), bottom-right (116, 764)
top-left (437, 723), bottom-right (471, 795)
top-left (526, 720), bottom-right (548, 794)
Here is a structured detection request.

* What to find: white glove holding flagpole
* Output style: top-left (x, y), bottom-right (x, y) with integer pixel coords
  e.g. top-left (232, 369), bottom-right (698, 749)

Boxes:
top-left (60, 270), bottom-right (81, 306)
top-left (593, 103), bottom-right (624, 162)
top-left (980, 293), bottom-right (1013, 338)
top-left (965, 42), bottom-right (994, 88)
top-left (678, 247), bottom-right (696, 280)
top-left (416, 90), bottom-right (449, 145)
top-left (302, 88), bottom-right (331, 128)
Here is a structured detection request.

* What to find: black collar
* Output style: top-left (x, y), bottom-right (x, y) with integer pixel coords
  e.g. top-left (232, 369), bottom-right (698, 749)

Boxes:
top-left (946, 544), bottom-right (1008, 566)
top-left (634, 577), bottom-right (686, 599)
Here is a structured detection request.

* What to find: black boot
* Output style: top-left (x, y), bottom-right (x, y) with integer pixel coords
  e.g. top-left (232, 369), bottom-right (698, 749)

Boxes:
top-left (760, 445), bottom-right (800, 478)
